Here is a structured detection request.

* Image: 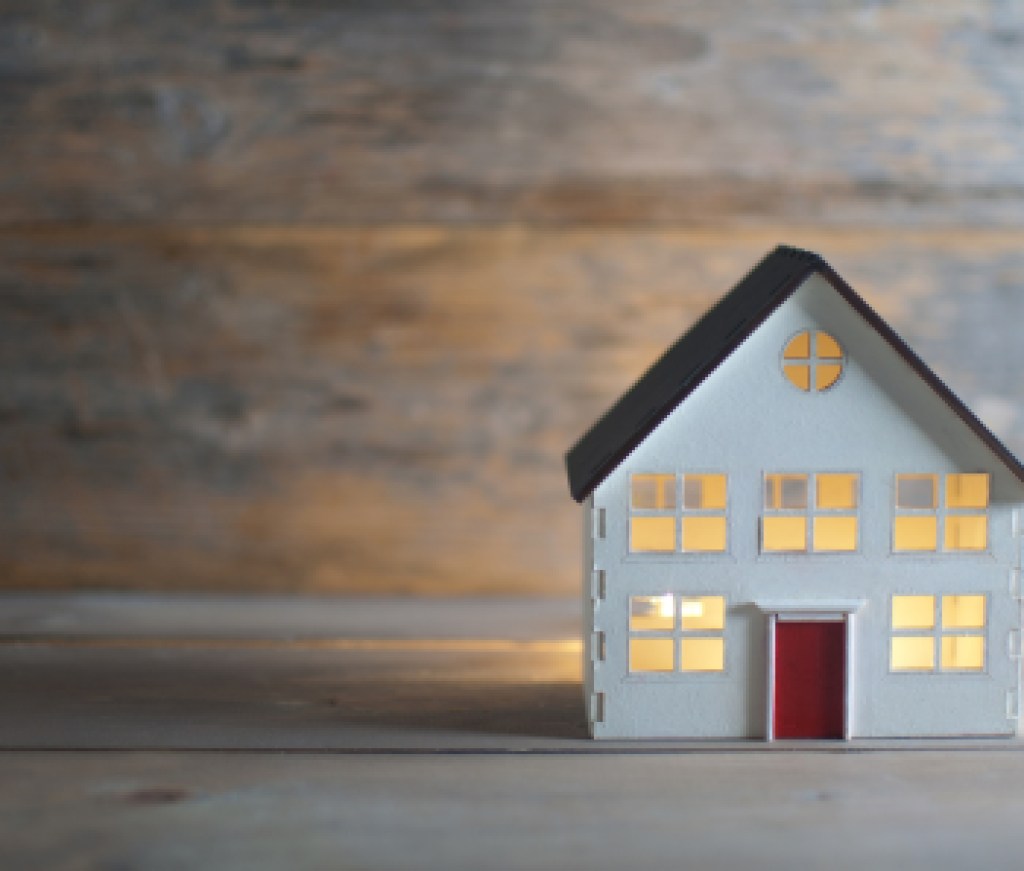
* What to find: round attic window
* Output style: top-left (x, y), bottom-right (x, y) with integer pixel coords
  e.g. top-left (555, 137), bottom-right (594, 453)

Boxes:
top-left (782, 330), bottom-right (844, 392)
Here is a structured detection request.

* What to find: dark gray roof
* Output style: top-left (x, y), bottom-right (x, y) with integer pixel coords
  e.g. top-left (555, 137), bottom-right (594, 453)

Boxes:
top-left (566, 245), bottom-right (1024, 502)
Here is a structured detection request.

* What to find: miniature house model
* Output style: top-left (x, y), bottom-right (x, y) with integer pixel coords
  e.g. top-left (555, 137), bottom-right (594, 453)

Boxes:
top-left (566, 246), bottom-right (1024, 740)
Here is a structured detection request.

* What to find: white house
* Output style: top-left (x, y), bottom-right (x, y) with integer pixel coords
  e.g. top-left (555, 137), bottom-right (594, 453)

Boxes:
top-left (566, 246), bottom-right (1024, 740)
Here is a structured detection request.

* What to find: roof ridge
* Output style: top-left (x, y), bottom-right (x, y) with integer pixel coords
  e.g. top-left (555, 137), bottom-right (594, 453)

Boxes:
top-left (565, 245), bottom-right (1024, 502)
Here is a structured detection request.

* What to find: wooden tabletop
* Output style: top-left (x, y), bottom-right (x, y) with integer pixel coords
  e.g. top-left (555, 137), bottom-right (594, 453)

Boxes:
top-left (3, 594), bottom-right (1024, 869)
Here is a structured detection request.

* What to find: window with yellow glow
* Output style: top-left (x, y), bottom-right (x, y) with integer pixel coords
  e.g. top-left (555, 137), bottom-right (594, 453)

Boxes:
top-left (629, 638), bottom-right (674, 672)
top-left (762, 472), bottom-right (859, 553)
top-left (628, 594), bottom-right (726, 674)
top-left (893, 473), bottom-right (989, 553)
top-left (630, 473), bottom-right (728, 554)
top-left (782, 330), bottom-right (844, 392)
top-left (630, 474), bottom-right (676, 552)
top-left (681, 474), bottom-right (728, 553)
top-left (891, 635), bottom-right (935, 671)
top-left (892, 595), bottom-right (935, 630)
top-left (632, 474), bottom-right (676, 510)
top-left (629, 595), bottom-right (675, 631)
top-left (890, 594), bottom-right (986, 673)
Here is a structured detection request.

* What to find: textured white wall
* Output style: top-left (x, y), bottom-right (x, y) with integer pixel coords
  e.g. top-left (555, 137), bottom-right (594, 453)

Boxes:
top-left (588, 275), bottom-right (1024, 738)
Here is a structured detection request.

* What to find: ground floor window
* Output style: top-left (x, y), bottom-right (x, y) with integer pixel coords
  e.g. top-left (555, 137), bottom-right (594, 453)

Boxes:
top-left (890, 594), bottom-right (986, 672)
top-left (629, 594), bottom-right (725, 673)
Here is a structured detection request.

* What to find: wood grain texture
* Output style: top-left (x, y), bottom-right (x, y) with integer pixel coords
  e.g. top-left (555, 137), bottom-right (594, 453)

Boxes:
top-left (5, 751), bottom-right (1024, 871)
top-left (3, 0), bottom-right (1024, 225)
top-left (4, 1), bottom-right (1024, 592)
top-left (2, 227), bottom-right (1023, 593)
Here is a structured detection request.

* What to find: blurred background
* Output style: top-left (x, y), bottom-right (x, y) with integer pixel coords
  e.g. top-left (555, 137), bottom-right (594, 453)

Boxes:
top-left (2, 0), bottom-right (1024, 598)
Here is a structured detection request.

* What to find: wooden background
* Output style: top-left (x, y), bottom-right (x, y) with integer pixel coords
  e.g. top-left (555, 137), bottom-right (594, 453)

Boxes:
top-left (2, 0), bottom-right (1024, 595)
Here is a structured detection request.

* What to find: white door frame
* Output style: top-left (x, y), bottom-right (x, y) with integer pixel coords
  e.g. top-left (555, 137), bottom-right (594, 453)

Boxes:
top-left (757, 599), bottom-right (865, 741)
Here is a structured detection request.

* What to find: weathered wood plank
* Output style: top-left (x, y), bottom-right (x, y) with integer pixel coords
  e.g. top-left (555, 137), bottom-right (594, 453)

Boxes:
top-left (2, 226), bottom-right (1023, 593)
top-left (0, 593), bottom-right (580, 641)
top-left (3, 751), bottom-right (1024, 870)
top-left (3, 0), bottom-right (1024, 225)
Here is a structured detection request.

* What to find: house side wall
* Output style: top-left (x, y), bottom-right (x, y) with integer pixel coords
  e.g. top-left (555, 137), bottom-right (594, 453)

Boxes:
top-left (580, 494), bottom-right (598, 735)
top-left (588, 275), bottom-right (1024, 739)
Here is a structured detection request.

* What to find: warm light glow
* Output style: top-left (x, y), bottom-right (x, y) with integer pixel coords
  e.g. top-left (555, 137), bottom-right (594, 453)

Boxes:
top-left (683, 474), bottom-right (727, 510)
top-left (629, 638), bottom-right (674, 672)
top-left (682, 516), bottom-right (727, 552)
top-left (630, 596), bottom-right (675, 631)
top-left (630, 516), bottom-right (676, 552)
top-left (891, 635), bottom-right (935, 671)
top-left (784, 332), bottom-right (810, 359)
top-left (631, 474), bottom-right (676, 510)
top-left (813, 516), bottom-right (858, 552)
top-left (815, 364), bottom-right (842, 391)
top-left (892, 595), bottom-right (935, 630)
top-left (765, 474), bottom-right (808, 510)
top-left (679, 599), bottom-right (703, 619)
top-left (783, 331), bottom-right (843, 391)
top-left (816, 332), bottom-right (843, 358)
top-left (681, 637), bottom-right (725, 672)
top-left (945, 515), bottom-right (987, 551)
top-left (942, 595), bottom-right (986, 630)
top-left (941, 635), bottom-right (985, 671)
top-left (784, 364), bottom-right (811, 391)
top-left (894, 516), bottom-right (937, 551)
top-left (817, 474), bottom-right (858, 510)
top-left (762, 516), bottom-right (807, 552)
top-left (681, 596), bottom-right (725, 631)
top-left (946, 474), bottom-right (989, 509)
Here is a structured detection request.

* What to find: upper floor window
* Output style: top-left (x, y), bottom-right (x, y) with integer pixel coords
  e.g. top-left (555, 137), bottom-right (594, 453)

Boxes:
top-left (630, 474), bottom-right (676, 552)
top-left (893, 473), bottom-right (989, 552)
top-left (630, 474), bottom-right (727, 554)
top-left (782, 330), bottom-right (844, 392)
top-left (761, 472), bottom-right (859, 553)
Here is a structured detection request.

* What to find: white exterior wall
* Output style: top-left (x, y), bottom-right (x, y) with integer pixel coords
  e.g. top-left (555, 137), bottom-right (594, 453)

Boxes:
top-left (585, 275), bottom-right (1024, 739)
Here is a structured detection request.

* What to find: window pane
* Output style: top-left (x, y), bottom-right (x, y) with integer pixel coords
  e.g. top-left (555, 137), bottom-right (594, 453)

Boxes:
top-left (630, 595), bottom-right (675, 631)
top-left (762, 516), bottom-right (807, 552)
top-left (945, 516), bottom-right (987, 551)
top-left (784, 364), bottom-right (810, 391)
top-left (896, 474), bottom-right (937, 509)
top-left (942, 595), bottom-right (986, 630)
top-left (784, 331), bottom-right (810, 359)
top-left (813, 516), bottom-right (858, 552)
top-left (946, 474), bottom-right (989, 509)
top-left (816, 363), bottom-right (843, 391)
top-left (631, 517), bottom-right (676, 552)
top-left (894, 516), bottom-right (937, 551)
top-left (630, 638), bottom-right (674, 672)
top-left (681, 638), bottom-right (724, 672)
top-left (680, 596), bottom-right (725, 631)
top-left (891, 636), bottom-right (935, 671)
top-left (684, 474), bottom-right (727, 510)
top-left (892, 595), bottom-right (935, 629)
top-left (941, 635), bottom-right (985, 671)
top-left (682, 517), bottom-right (727, 552)
top-left (765, 474), bottom-right (808, 510)
top-left (817, 474), bottom-right (858, 510)
top-left (631, 474), bottom-right (675, 510)
top-left (816, 332), bottom-right (843, 359)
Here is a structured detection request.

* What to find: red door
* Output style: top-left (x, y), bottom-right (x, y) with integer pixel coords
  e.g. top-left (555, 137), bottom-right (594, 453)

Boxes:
top-left (774, 620), bottom-right (845, 739)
